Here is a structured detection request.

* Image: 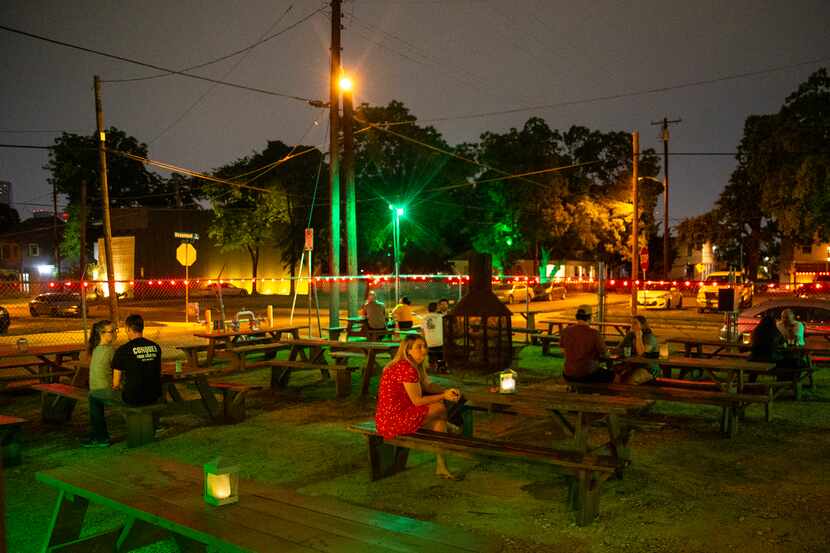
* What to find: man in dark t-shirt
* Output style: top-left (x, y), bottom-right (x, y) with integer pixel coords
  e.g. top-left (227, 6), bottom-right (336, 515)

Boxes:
top-left (112, 314), bottom-right (162, 405)
top-left (560, 306), bottom-right (614, 383)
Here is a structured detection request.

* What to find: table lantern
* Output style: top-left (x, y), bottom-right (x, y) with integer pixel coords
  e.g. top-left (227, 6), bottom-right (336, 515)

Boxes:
top-left (499, 369), bottom-right (517, 394)
top-left (659, 343), bottom-right (670, 359)
top-left (203, 459), bottom-right (239, 506)
top-left (16, 338), bottom-right (28, 352)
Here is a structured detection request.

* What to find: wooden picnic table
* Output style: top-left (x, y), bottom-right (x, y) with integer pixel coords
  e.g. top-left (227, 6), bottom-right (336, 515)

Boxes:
top-left (0, 343), bottom-right (84, 389)
top-left (37, 454), bottom-right (495, 553)
top-left (665, 337), bottom-right (747, 358)
top-left (226, 338), bottom-right (399, 396)
top-left (622, 355), bottom-right (774, 394)
top-left (539, 318), bottom-right (632, 338)
top-left (461, 384), bottom-right (652, 468)
top-left (185, 325), bottom-right (306, 367)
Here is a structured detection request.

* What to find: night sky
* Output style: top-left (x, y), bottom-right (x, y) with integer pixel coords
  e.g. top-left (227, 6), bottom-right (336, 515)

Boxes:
top-left (2, 0), bottom-right (829, 225)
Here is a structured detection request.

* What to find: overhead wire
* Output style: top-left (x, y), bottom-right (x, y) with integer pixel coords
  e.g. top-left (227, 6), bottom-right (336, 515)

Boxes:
top-left (0, 24), bottom-right (315, 103)
top-left (104, 3), bottom-right (327, 83)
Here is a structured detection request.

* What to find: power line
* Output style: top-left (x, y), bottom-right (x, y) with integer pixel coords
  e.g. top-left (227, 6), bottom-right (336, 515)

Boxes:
top-left (0, 24), bottom-right (315, 103)
top-left (105, 3), bottom-right (327, 83)
top-left (371, 55), bottom-right (830, 125)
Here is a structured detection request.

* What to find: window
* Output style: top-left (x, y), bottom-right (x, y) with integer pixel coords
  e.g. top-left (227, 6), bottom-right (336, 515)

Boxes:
top-left (801, 245), bottom-right (812, 255)
top-left (686, 244), bottom-right (693, 257)
top-left (27, 243), bottom-right (40, 257)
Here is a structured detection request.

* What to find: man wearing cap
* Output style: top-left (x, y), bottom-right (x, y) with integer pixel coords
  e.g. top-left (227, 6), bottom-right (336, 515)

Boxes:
top-left (560, 306), bottom-right (614, 382)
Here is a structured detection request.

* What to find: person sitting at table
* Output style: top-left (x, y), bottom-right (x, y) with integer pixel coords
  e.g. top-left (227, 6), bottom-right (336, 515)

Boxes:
top-left (616, 315), bottom-right (659, 385)
top-left (81, 320), bottom-right (117, 448)
top-left (747, 314), bottom-right (786, 382)
top-left (361, 291), bottom-right (388, 331)
top-left (375, 334), bottom-right (461, 479)
top-left (392, 296), bottom-right (415, 330)
top-left (422, 302), bottom-right (446, 372)
top-left (111, 314), bottom-right (162, 407)
top-left (777, 308), bottom-right (805, 347)
top-left (437, 298), bottom-right (450, 315)
top-left (560, 306), bottom-right (614, 383)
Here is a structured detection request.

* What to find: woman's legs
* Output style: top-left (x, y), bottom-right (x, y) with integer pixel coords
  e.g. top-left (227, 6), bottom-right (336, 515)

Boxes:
top-left (422, 402), bottom-right (454, 477)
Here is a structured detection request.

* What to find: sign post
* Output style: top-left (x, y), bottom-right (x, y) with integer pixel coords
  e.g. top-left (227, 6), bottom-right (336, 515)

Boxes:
top-left (639, 246), bottom-right (649, 280)
top-left (175, 233), bottom-right (198, 322)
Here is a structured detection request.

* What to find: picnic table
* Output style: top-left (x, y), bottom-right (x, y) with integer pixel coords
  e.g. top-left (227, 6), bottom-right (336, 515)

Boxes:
top-left (665, 337), bottom-right (747, 358)
top-left (622, 354), bottom-right (774, 394)
top-left (161, 364), bottom-right (261, 424)
top-left (461, 384), bottom-right (652, 467)
top-left (37, 454), bottom-right (495, 553)
top-left (0, 343), bottom-right (84, 389)
top-left (225, 338), bottom-right (399, 397)
top-left (539, 318), bottom-right (632, 338)
top-left (185, 325), bottom-right (306, 367)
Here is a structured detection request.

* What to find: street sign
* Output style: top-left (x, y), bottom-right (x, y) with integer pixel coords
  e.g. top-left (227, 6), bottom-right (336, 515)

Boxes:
top-left (174, 231), bottom-right (199, 241)
top-left (176, 243), bottom-right (197, 266)
top-left (304, 228), bottom-right (314, 251)
top-left (640, 246), bottom-right (649, 272)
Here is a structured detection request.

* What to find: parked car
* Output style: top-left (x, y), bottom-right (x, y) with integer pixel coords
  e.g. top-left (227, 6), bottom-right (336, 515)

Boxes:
top-left (0, 306), bottom-right (9, 334)
top-left (190, 282), bottom-right (249, 298)
top-left (719, 298), bottom-right (830, 345)
top-left (538, 282), bottom-right (567, 301)
top-left (795, 274), bottom-right (830, 297)
top-left (497, 282), bottom-right (535, 304)
top-left (696, 271), bottom-right (753, 312)
top-left (29, 293), bottom-right (84, 317)
top-left (636, 282), bottom-right (683, 309)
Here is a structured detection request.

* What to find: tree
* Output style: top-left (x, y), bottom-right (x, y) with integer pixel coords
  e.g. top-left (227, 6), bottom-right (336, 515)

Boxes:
top-left (0, 204), bottom-right (20, 234)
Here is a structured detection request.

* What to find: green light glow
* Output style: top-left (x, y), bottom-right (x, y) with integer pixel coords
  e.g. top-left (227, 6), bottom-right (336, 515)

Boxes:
top-left (396, 207), bottom-right (405, 216)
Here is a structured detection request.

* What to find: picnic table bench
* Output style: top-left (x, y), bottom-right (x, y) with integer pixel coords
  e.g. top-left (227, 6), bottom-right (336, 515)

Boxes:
top-left (0, 415), bottom-right (26, 466)
top-left (37, 454), bottom-right (495, 552)
top-left (0, 343), bottom-right (84, 390)
top-left (350, 421), bottom-right (621, 526)
top-left (31, 383), bottom-right (165, 447)
top-left (161, 365), bottom-right (263, 424)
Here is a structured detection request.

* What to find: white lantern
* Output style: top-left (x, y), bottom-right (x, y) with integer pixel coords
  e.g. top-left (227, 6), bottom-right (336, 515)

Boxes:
top-left (499, 369), bottom-right (517, 394)
top-left (203, 459), bottom-right (239, 506)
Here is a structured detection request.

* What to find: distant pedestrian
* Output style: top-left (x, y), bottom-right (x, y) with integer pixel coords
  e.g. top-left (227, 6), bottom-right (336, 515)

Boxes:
top-left (392, 296), bottom-right (414, 330)
top-left (560, 306), bottom-right (614, 383)
top-left (111, 314), bottom-right (162, 406)
top-left (777, 309), bottom-right (805, 347)
top-left (422, 302), bottom-right (445, 371)
top-left (437, 298), bottom-right (450, 315)
top-left (81, 320), bottom-right (116, 448)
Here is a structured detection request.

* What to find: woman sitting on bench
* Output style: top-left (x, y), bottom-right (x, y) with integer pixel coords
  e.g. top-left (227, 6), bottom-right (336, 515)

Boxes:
top-left (375, 334), bottom-right (461, 480)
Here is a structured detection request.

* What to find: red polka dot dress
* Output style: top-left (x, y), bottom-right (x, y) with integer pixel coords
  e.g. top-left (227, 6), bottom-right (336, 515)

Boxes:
top-left (375, 359), bottom-right (429, 439)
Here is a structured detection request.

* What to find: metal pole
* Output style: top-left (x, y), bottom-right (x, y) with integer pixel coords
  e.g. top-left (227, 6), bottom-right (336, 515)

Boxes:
top-left (652, 117), bottom-right (680, 280)
top-left (342, 89), bottom-right (359, 318)
top-left (184, 245), bottom-right (190, 323)
top-left (52, 180), bottom-right (61, 280)
top-left (393, 211), bottom-right (401, 305)
top-left (631, 131), bottom-right (639, 316)
top-left (79, 179), bottom-right (88, 342)
top-left (94, 75), bottom-right (119, 325)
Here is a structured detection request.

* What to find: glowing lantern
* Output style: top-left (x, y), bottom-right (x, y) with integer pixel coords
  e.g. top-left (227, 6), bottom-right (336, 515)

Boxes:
top-left (499, 369), bottom-right (517, 394)
top-left (203, 459), bottom-right (239, 506)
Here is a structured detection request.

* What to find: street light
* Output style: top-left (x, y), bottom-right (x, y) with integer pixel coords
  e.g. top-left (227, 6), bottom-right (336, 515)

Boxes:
top-left (639, 175), bottom-right (669, 280)
top-left (389, 204), bottom-right (405, 305)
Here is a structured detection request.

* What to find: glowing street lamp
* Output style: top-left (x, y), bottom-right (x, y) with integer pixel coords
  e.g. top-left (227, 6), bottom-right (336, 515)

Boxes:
top-left (389, 204), bottom-right (405, 305)
top-left (338, 74), bottom-right (354, 93)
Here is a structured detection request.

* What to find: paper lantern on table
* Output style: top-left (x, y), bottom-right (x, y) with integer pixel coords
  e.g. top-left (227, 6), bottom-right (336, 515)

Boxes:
top-left (203, 459), bottom-right (239, 506)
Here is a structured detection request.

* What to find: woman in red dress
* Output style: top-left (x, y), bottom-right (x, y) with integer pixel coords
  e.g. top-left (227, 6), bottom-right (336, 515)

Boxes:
top-left (376, 334), bottom-right (461, 479)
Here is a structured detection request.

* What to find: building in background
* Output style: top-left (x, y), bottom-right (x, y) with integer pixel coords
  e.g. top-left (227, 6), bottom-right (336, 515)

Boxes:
top-left (779, 239), bottom-right (830, 285)
top-left (670, 239), bottom-right (718, 280)
top-left (0, 215), bottom-right (66, 282)
top-left (0, 181), bottom-right (12, 206)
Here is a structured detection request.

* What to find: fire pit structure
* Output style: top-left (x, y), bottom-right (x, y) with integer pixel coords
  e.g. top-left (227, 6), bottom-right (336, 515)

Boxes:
top-left (443, 253), bottom-right (513, 373)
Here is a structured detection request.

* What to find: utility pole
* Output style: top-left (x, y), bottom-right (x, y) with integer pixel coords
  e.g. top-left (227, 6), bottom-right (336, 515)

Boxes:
top-left (342, 83), bottom-right (359, 317)
top-left (52, 180), bottom-right (61, 280)
top-left (328, 0), bottom-right (342, 334)
top-left (631, 131), bottom-right (639, 316)
top-left (79, 179), bottom-right (88, 342)
top-left (651, 116), bottom-right (681, 280)
top-left (94, 75), bottom-right (119, 325)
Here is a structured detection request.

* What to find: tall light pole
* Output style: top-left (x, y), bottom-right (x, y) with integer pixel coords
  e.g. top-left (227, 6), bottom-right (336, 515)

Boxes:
top-left (651, 116), bottom-right (681, 280)
top-left (328, 0), bottom-right (342, 333)
top-left (631, 131), bottom-right (639, 316)
top-left (340, 73), bottom-right (359, 318)
top-left (389, 205), bottom-right (404, 305)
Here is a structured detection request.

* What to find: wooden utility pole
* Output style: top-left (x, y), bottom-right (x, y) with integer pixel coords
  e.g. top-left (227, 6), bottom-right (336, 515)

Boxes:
top-left (631, 131), bottom-right (639, 316)
top-left (651, 116), bottom-right (681, 279)
top-left (52, 181), bottom-right (61, 279)
top-left (328, 0), bottom-right (342, 332)
top-left (94, 75), bottom-right (119, 324)
top-left (79, 179), bottom-right (88, 342)
top-left (342, 87), bottom-right (359, 317)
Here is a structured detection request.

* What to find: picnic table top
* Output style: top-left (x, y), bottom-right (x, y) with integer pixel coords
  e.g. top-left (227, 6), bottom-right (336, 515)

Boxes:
top-left (0, 343), bottom-right (85, 359)
top-left (462, 384), bottom-right (652, 415)
top-left (160, 365), bottom-right (229, 381)
top-left (37, 454), bottom-right (492, 553)
top-left (665, 337), bottom-right (743, 347)
top-left (229, 337), bottom-right (400, 354)
top-left (538, 318), bottom-right (632, 329)
top-left (623, 354), bottom-right (775, 372)
top-left (193, 325), bottom-right (306, 340)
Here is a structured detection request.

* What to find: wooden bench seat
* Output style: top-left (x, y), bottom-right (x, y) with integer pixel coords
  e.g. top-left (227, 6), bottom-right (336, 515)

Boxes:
top-left (567, 382), bottom-right (771, 438)
top-left (0, 415), bottom-right (27, 466)
top-left (267, 360), bottom-right (356, 398)
top-left (31, 384), bottom-right (165, 448)
top-left (206, 381), bottom-right (262, 423)
top-left (350, 421), bottom-right (621, 526)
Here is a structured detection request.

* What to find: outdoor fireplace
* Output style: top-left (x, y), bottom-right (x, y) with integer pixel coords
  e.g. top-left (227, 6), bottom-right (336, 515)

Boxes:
top-left (443, 253), bottom-right (512, 373)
